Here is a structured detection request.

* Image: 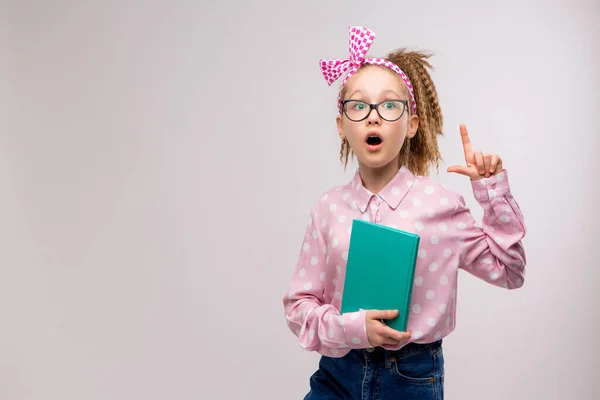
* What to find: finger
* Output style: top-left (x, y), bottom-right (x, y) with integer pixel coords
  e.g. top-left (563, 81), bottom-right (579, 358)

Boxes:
top-left (373, 336), bottom-right (398, 347)
top-left (490, 154), bottom-right (499, 174)
top-left (496, 157), bottom-right (503, 172)
top-left (459, 124), bottom-right (473, 161)
top-left (447, 165), bottom-right (475, 178)
top-left (474, 151), bottom-right (485, 175)
top-left (483, 153), bottom-right (492, 177)
top-left (369, 309), bottom-right (398, 321)
top-left (383, 327), bottom-right (412, 342)
top-left (382, 337), bottom-right (400, 346)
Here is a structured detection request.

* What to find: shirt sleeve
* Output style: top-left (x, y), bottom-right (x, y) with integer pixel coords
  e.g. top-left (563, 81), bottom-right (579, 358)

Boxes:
top-left (449, 169), bottom-right (527, 289)
top-left (282, 205), bottom-right (370, 357)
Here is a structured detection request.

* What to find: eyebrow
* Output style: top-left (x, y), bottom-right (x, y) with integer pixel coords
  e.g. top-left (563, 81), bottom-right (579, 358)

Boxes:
top-left (347, 89), bottom-right (402, 99)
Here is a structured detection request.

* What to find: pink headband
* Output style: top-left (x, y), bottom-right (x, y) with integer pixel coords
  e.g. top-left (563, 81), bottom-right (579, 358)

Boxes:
top-left (319, 26), bottom-right (418, 115)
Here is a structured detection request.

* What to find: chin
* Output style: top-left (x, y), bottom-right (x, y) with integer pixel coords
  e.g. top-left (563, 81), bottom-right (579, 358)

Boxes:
top-left (356, 152), bottom-right (399, 170)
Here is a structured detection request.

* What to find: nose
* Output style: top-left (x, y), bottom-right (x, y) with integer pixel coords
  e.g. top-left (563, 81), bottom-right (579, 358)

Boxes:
top-left (366, 106), bottom-right (381, 125)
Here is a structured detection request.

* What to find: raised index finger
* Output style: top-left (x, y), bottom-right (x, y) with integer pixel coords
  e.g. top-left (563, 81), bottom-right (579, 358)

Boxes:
top-left (459, 124), bottom-right (473, 160)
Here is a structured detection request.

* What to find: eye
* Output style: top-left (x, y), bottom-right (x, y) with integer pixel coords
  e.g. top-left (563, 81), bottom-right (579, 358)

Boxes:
top-left (353, 102), bottom-right (366, 110)
top-left (382, 101), bottom-right (396, 109)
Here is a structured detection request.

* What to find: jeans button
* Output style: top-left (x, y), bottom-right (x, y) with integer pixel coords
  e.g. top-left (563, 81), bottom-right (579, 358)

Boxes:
top-left (366, 348), bottom-right (374, 353)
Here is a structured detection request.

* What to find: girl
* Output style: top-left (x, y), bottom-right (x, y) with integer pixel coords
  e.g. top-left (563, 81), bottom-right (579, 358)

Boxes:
top-left (282, 26), bottom-right (527, 399)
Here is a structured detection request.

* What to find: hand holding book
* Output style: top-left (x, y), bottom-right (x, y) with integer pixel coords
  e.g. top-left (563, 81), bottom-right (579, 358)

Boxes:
top-left (366, 309), bottom-right (412, 348)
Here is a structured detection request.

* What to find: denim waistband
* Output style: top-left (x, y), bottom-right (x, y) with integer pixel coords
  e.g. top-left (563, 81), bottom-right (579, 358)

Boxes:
top-left (361, 340), bottom-right (442, 362)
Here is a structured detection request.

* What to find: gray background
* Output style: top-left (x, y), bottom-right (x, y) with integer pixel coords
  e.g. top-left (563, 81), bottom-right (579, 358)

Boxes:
top-left (1, 0), bottom-right (598, 399)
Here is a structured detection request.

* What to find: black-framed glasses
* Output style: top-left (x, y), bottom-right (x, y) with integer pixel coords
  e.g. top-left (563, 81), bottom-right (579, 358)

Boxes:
top-left (340, 99), bottom-right (408, 122)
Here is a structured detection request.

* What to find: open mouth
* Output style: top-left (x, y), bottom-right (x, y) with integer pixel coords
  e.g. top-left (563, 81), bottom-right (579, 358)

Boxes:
top-left (366, 135), bottom-right (383, 146)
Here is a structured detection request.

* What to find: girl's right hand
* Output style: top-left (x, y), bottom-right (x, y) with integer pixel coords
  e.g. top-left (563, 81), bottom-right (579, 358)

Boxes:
top-left (366, 310), bottom-right (412, 348)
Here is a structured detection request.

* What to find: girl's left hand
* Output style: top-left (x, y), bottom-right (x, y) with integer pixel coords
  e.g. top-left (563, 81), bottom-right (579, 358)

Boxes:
top-left (447, 124), bottom-right (503, 181)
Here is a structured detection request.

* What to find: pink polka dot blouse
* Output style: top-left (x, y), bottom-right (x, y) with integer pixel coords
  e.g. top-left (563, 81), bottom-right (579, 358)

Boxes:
top-left (282, 166), bottom-right (526, 357)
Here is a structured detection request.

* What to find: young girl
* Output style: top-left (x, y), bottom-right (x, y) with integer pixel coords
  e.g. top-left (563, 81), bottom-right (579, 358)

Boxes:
top-left (282, 26), bottom-right (527, 399)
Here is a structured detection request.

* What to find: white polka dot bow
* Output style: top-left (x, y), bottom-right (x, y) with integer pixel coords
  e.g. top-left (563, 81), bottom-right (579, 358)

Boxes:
top-left (319, 26), bottom-right (418, 115)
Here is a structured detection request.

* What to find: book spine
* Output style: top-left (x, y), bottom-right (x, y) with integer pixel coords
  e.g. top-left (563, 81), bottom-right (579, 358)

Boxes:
top-left (402, 239), bottom-right (419, 332)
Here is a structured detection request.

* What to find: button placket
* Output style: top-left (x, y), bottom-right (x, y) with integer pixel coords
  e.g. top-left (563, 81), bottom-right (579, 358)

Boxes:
top-left (370, 196), bottom-right (382, 223)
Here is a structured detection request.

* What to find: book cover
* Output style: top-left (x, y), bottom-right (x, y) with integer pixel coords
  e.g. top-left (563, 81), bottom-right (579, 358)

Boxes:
top-left (340, 219), bottom-right (420, 332)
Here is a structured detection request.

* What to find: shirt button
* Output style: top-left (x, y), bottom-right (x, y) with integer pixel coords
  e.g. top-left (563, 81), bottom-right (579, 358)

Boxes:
top-left (491, 184), bottom-right (497, 189)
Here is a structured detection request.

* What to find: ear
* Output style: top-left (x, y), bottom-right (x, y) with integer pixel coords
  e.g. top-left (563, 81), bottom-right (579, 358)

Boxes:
top-left (406, 114), bottom-right (419, 139)
top-left (336, 114), bottom-right (346, 140)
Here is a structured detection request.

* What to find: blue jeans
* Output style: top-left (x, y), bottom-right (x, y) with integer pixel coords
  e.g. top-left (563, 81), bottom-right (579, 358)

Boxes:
top-left (305, 340), bottom-right (444, 400)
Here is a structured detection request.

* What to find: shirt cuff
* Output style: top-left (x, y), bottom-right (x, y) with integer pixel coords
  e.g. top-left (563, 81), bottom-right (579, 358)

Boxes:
top-left (341, 309), bottom-right (370, 349)
top-left (470, 169), bottom-right (511, 203)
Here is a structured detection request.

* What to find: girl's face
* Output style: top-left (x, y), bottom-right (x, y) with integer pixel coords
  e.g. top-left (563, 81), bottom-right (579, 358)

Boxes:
top-left (336, 66), bottom-right (418, 172)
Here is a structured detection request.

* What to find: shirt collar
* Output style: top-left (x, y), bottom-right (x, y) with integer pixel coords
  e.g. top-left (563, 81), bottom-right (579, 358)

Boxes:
top-left (347, 166), bottom-right (416, 213)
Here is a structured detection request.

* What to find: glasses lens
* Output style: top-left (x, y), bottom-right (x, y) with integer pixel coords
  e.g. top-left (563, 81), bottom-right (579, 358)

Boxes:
top-left (377, 101), bottom-right (405, 121)
top-left (344, 101), bottom-right (370, 121)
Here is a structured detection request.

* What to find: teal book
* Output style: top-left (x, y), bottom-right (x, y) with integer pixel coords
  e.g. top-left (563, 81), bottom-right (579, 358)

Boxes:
top-left (340, 219), bottom-right (420, 332)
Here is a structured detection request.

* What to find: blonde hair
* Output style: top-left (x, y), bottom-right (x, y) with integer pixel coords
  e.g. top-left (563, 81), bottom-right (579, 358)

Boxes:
top-left (338, 49), bottom-right (444, 176)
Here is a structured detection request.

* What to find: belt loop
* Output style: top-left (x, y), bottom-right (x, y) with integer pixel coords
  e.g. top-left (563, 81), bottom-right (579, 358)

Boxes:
top-left (384, 350), bottom-right (391, 368)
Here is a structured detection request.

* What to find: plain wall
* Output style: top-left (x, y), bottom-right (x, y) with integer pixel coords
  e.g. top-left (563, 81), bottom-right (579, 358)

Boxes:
top-left (1, 0), bottom-right (598, 398)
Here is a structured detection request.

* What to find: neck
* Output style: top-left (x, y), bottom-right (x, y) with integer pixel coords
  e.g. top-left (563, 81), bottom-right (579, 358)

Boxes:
top-left (358, 159), bottom-right (401, 194)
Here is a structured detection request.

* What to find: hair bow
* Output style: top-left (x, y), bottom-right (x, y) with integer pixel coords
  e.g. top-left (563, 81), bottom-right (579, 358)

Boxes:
top-left (319, 26), bottom-right (376, 87)
top-left (319, 26), bottom-right (418, 115)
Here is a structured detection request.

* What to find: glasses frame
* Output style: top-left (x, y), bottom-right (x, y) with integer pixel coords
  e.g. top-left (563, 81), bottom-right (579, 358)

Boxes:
top-left (340, 99), bottom-right (409, 122)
